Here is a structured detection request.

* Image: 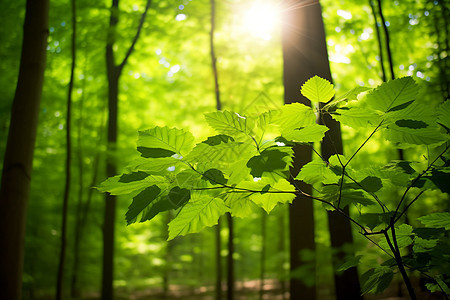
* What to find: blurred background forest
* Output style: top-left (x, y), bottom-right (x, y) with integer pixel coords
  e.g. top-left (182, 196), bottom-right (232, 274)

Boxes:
top-left (0, 0), bottom-right (448, 299)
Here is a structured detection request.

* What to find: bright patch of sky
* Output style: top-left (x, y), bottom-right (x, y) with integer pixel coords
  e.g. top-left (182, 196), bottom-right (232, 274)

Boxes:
top-left (176, 14), bottom-right (186, 21)
top-left (242, 2), bottom-right (280, 41)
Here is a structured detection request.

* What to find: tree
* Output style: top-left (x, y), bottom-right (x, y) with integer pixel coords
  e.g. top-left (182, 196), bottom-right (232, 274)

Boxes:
top-left (0, 0), bottom-right (49, 299)
top-left (102, 0), bottom-right (151, 298)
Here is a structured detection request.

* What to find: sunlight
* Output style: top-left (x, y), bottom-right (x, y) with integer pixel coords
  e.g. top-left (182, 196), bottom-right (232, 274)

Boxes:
top-left (242, 2), bottom-right (280, 40)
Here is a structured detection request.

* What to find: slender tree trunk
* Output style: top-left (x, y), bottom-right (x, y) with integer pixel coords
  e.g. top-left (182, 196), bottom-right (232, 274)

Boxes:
top-left (369, 0), bottom-right (387, 82)
top-left (56, 0), bottom-right (77, 298)
top-left (259, 212), bottom-right (266, 300)
top-left (0, 1), bottom-right (48, 299)
top-left (102, 1), bottom-right (151, 298)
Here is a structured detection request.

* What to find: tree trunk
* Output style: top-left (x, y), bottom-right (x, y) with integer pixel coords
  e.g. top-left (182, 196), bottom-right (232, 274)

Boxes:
top-left (0, 0), bottom-right (49, 299)
top-left (102, 1), bottom-right (151, 298)
top-left (56, 0), bottom-right (77, 298)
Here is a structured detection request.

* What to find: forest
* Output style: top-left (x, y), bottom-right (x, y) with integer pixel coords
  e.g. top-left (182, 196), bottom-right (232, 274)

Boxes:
top-left (0, 0), bottom-right (449, 299)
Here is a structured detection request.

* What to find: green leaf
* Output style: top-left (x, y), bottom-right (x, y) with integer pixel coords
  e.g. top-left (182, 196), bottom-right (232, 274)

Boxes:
top-left (141, 187), bottom-right (191, 223)
top-left (360, 267), bottom-right (394, 294)
top-left (247, 179), bottom-right (296, 213)
top-left (282, 123), bottom-right (328, 143)
top-left (272, 103), bottom-right (316, 132)
top-left (332, 107), bottom-right (380, 128)
top-left (320, 185), bottom-right (375, 208)
top-left (202, 168), bottom-right (228, 185)
top-left (137, 147), bottom-right (176, 158)
top-left (247, 148), bottom-right (291, 177)
top-left (380, 224), bottom-right (414, 249)
top-left (437, 100), bottom-right (450, 133)
top-left (119, 171), bottom-right (149, 183)
top-left (225, 192), bottom-right (259, 218)
top-left (203, 134), bottom-right (235, 146)
top-left (205, 111), bottom-right (255, 140)
top-left (126, 157), bottom-right (183, 174)
top-left (97, 174), bottom-right (167, 195)
top-left (366, 77), bottom-right (419, 113)
top-left (295, 160), bottom-right (340, 185)
top-left (323, 86), bottom-right (371, 110)
top-left (423, 169), bottom-right (450, 194)
top-left (358, 212), bottom-right (394, 230)
top-left (337, 255), bottom-right (362, 272)
top-left (300, 76), bottom-right (335, 104)
top-left (138, 126), bottom-right (194, 157)
top-left (168, 195), bottom-right (230, 240)
top-left (418, 212), bottom-right (450, 230)
top-left (384, 123), bottom-right (445, 147)
top-left (126, 185), bottom-right (162, 225)
top-left (395, 119), bottom-right (428, 129)
top-left (358, 176), bottom-right (383, 192)
top-left (413, 237), bottom-right (438, 253)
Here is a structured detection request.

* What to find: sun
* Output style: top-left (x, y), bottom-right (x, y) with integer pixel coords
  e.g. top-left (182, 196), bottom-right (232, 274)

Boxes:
top-left (242, 2), bottom-right (280, 40)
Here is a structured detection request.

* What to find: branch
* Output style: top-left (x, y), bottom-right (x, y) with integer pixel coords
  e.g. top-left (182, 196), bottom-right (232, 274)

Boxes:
top-left (118, 0), bottom-right (152, 71)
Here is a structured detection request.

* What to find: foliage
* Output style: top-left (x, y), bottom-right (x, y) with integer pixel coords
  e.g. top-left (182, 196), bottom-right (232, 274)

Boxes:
top-left (100, 75), bottom-right (450, 296)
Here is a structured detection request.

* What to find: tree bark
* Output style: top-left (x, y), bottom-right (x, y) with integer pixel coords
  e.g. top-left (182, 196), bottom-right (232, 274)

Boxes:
top-left (0, 0), bottom-right (49, 299)
top-left (56, 0), bottom-right (77, 298)
top-left (102, 1), bottom-right (151, 298)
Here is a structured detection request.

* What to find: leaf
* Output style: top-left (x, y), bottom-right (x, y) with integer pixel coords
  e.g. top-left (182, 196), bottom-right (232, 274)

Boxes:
top-left (300, 76), bottom-right (335, 104)
top-left (384, 123), bottom-right (445, 147)
top-left (141, 187), bottom-right (191, 222)
top-left (380, 224), bottom-right (414, 249)
top-left (366, 77), bottom-right (419, 113)
top-left (119, 171), bottom-right (149, 183)
top-left (247, 179), bottom-right (296, 213)
top-left (97, 174), bottom-right (167, 195)
top-left (203, 134), bottom-right (235, 146)
top-left (358, 212), bottom-right (394, 230)
top-left (137, 147), bottom-right (176, 158)
top-left (126, 185), bottom-right (162, 225)
top-left (418, 212), bottom-right (450, 230)
top-left (205, 111), bottom-right (255, 140)
top-left (360, 267), bottom-right (394, 294)
top-left (358, 176), bottom-right (383, 192)
top-left (246, 148), bottom-right (291, 177)
top-left (337, 255), bottom-right (362, 272)
top-left (168, 195), bottom-right (230, 240)
top-left (423, 169), bottom-right (450, 194)
top-left (295, 160), bottom-right (340, 185)
top-left (332, 107), bottom-right (380, 128)
top-left (272, 103), bottom-right (316, 132)
top-left (320, 185), bottom-right (375, 208)
top-left (138, 126), bottom-right (194, 157)
top-left (225, 192), bottom-right (259, 218)
top-left (323, 86), bottom-right (371, 110)
top-left (282, 124), bottom-right (329, 143)
top-left (437, 100), bottom-right (450, 133)
top-left (126, 157), bottom-right (183, 174)
top-left (202, 168), bottom-right (228, 185)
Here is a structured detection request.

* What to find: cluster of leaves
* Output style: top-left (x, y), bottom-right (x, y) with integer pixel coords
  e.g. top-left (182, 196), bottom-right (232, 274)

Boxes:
top-left (99, 76), bottom-right (450, 296)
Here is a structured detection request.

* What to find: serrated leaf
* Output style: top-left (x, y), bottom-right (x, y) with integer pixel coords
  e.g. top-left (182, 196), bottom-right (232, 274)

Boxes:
top-left (337, 255), bottom-right (362, 272)
top-left (384, 123), bottom-right (445, 147)
top-left (247, 148), bottom-right (291, 177)
top-left (168, 195), bottom-right (230, 240)
top-left (126, 157), bottom-right (183, 174)
top-left (358, 212), bottom-right (394, 230)
top-left (360, 267), bottom-right (394, 294)
top-left (97, 174), bottom-right (167, 195)
top-left (140, 187), bottom-right (191, 223)
top-left (246, 179), bottom-right (296, 213)
top-left (301, 76), bottom-right (335, 104)
top-left (320, 185), bottom-right (375, 208)
top-left (358, 176), bottom-right (383, 192)
top-left (126, 185), bottom-right (162, 225)
top-left (205, 111), bottom-right (255, 140)
top-left (413, 237), bottom-right (438, 253)
top-left (202, 134), bottom-right (235, 146)
top-left (202, 169), bottom-right (228, 185)
top-left (282, 123), bottom-right (328, 143)
top-left (323, 86), bottom-right (371, 110)
top-left (423, 169), bottom-right (450, 194)
top-left (295, 160), bottom-right (340, 185)
top-left (380, 224), bottom-right (414, 249)
top-left (418, 212), bottom-right (450, 230)
top-left (437, 100), bottom-right (450, 133)
top-left (272, 103), bottom-right (316, 132)
top-left (366, 77), bottom-right (419, 113)
top-left (332, 107), bottom-right (380, 128)
top-left (225, 192), bottom-right (259, 218)
top-left (138, 126), bottom-right (194, 157)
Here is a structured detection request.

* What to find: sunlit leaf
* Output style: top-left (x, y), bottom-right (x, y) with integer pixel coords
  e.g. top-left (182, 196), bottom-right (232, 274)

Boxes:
top-left (126, 185), bottom-right (162, 225)
top-left (295, 160), bottom-right (340, 185)
top-left (282, 123), bottom-right (328, 143)
top-left (168, 195), bottom-right (230, 240)
top-left (97, 174), bottom-right (167, 195)
top-left (418, 212), bottom-right (450, 230)
top-left (300, 75), bottom-right (335, 104)
top-left (205, 110), bottom-right (255, 140)
top-left (138, 126), bottom-right (195, 157)
top-left (323, 86), bottom-right (371, 110)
